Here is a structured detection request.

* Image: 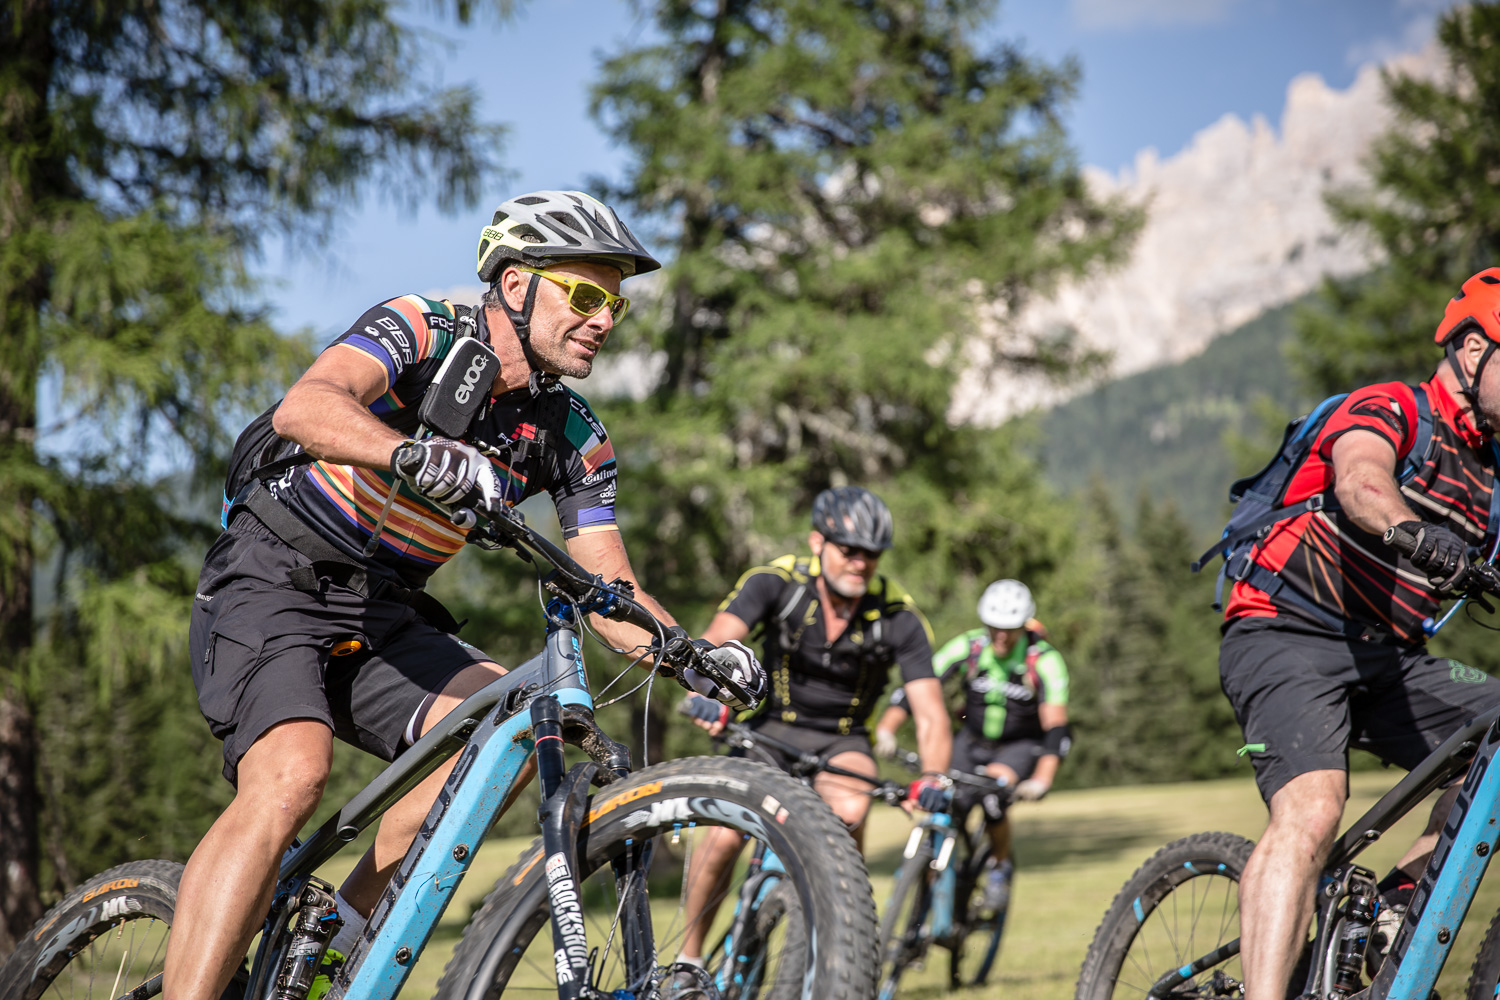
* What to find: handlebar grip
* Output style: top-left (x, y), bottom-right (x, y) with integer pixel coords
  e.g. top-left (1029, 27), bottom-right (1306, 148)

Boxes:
top-left (392, 442), bottom-right (424, 476)
top-left (1384, 523), bottom-right (1420, 555)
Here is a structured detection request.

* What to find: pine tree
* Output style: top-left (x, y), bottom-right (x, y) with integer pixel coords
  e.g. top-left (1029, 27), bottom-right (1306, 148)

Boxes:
top-left (0, 0), bottom-right (509, 953)
top-left (1296, 2), bottom-right (1500, 392)
top-left (587, 0), bottom-right (1139, 698)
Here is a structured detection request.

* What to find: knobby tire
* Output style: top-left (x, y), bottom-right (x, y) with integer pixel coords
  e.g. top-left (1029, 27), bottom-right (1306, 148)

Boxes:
top-left (433, 757), bottom-right (878, 1000)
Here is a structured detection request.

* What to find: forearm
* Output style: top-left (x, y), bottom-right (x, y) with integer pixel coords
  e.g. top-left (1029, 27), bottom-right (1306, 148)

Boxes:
top-left (273, 378), bottom-right (407, 469)
top-left (590, 587), bottom-right (678, 665)
top-left (1333, 464), bottom-right (1413, 536)
top-left (1030, 754), bottom-right (1060, 788)
top-left (875, 704), bottom-right (907, 736)
top-left (913, 709), bottom-right (952, 774)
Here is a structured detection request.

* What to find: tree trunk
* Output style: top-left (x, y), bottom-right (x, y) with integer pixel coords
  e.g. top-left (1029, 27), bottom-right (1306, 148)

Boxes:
top-left (0, 686), bottom-right (41, 958)
top-left (0, 0), bottom-right (53, 962)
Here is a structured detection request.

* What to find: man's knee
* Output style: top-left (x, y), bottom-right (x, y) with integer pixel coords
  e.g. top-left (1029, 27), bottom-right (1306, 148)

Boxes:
top-left (236, 720), bottom-right (333, 830)
top-left (1266, 769), bottom-right (1347, 846)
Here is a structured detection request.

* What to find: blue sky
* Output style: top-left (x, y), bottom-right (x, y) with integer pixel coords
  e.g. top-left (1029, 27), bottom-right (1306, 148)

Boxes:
top-left (258, 0), bottom-right (1459, 342)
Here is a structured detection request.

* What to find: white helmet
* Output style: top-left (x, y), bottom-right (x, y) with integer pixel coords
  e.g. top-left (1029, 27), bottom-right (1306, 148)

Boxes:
top-left (977, 579), bottom-right (1035, 630)
top-left (476, 190), bottom-right (661, 282)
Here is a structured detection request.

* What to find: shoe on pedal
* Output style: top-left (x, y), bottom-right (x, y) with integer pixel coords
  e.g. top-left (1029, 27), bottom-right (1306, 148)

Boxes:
top-left (307, 947), bottom-right (346, 1000)
top-left (659, 961), bottom-right (718, 1000)
top-left (1366, 881), bottom-right (1415, 980)
top-left (979, 858), bottom-right (1013, 916)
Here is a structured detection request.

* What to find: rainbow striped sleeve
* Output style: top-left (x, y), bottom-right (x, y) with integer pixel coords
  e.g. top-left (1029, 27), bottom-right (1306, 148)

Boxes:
top-left (326, 295), bottom-right (457, 390)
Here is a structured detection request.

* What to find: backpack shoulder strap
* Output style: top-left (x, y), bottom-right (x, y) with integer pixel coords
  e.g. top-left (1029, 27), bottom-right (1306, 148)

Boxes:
top-left (1397, 383), bottom-right (1436, 484)
top-left (773, 557), bottom-right (814, 631)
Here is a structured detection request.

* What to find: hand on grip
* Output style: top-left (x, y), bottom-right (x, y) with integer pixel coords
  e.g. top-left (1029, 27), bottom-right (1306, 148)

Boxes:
top-left (677, 639), bottom-right (766, 713)
top-left (1388, 520), bottom-right (1472, 593)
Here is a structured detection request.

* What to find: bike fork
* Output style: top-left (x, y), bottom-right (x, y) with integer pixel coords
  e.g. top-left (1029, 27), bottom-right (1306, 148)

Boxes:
top-left (534, 695), bottom-right (658, 999)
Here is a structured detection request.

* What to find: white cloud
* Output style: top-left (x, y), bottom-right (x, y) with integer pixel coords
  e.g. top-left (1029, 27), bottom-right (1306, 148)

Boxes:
top-left (1346, 0), bottom-right (1456, 67)
top-left (1070, 0), bottom-right (1240, 31)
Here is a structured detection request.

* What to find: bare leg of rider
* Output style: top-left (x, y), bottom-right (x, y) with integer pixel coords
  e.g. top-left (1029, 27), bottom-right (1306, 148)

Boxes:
top-left (165, 720), bottom-right (334, 1000)
top-left (1239, 769), bottom-right (1346, 1000)
top-left (164, 661), bottom-right (513, 1000)
top-left (678, 750), bottom-right (878, 963)
top-left (982, 762), bottom-right (1020, 861)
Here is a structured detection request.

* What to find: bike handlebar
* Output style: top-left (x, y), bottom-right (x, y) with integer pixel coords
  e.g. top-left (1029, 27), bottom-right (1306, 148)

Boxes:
top-left (459, 500), bottom-right (758, 703)
top-left (1384, 523), bottom-right (1500, 599)
top-left (677, 702), bottom-right (1011, 808)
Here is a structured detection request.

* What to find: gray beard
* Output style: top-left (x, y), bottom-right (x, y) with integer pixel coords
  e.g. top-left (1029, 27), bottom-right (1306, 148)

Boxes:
top-left (825, 575), bottom-right (868, 600)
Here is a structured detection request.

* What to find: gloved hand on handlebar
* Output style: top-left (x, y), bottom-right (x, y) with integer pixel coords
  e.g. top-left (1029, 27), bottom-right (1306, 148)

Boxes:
top-left (392, 438), bottom-right (502, 517)
top-left (873, 728), bottom-right (899, 759)
top-left (1395, 520), bottom-right (1472, 593)
top-left (680, 639), bottom-right (767, 713)
top-left (908, 777), bottom-right (952, 814)
top-left (1015, 778), bottom-right (1050, 801)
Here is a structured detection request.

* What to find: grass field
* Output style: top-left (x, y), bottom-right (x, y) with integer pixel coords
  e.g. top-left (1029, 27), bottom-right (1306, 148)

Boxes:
top-left (310, 767), bottom-right (1500, 1000)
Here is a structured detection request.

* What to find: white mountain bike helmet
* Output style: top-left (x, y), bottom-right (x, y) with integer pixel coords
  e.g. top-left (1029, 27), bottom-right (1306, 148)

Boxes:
top-left (476, 190), bottom-right (661, 283)
top-left (977, 579), bottom-right (1035, 630)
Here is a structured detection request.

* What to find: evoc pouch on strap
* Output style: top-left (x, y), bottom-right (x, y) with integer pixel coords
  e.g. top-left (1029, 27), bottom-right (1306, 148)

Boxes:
top-left (217, 303), bottom-right (494, 634)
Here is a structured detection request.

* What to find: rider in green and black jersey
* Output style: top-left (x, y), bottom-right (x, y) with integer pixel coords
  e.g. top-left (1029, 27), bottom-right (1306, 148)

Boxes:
top-left (875, 579), bottom-right (1072, 910)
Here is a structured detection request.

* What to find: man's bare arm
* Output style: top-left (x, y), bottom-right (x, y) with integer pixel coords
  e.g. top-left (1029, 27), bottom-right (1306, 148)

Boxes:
top-left (273, 345), bottom-right (407, 468)
top-left (564, 528), bottom-right (678, 658)
top-left (902, 676), bottom-right (952, 775)
top-left (1330, 430), bottom-right (1414, 536)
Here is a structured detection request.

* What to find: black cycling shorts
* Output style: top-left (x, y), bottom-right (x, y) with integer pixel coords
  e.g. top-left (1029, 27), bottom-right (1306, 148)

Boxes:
top-left (189, 514), bottom-right (492, 784)
top-left (952, 730), bottom-right (1044, 782)
top-left (950, 730), bottom-right (1042, 820)
top-left (1219, 616), bottom-right (1500, 802)
top-left (729, 717), bottom-right (873, 775)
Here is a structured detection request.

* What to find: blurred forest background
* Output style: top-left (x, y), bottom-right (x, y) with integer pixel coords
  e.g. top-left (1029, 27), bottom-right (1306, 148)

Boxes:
top-left (4, 0), bottom-right (1500, 955)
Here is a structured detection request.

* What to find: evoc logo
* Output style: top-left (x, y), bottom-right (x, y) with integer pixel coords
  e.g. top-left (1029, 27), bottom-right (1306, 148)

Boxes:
top-left (454, 354), bottom-right (489, 405)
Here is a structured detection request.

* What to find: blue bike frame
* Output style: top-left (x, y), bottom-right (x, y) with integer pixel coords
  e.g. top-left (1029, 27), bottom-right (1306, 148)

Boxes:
top-left (243, 604), bottom-right (616, 1000)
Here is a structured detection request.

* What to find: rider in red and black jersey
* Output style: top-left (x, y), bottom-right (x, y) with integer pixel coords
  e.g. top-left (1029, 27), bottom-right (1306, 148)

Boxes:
top-left (1222, 269), bottom-right (1500, 1000)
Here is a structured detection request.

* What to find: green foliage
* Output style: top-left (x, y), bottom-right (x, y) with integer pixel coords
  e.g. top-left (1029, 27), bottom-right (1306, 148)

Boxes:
top-left (584, 0), bottom-right (1138, 760)
top-left (1038, 298), bottom-right (1314, 540)
top-left (0, 0), bottom-right (512, 895)
top-left (1296, 2), bottom-right (1500, 393)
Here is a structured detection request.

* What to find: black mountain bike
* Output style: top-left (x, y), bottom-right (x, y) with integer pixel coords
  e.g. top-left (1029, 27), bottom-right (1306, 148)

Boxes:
top-left (875, 751), bottom-right (1012, 999)
top-left (678, 705), bottom-right (1009, 998)
top-left (0, 500), bottom-right (879, 1000)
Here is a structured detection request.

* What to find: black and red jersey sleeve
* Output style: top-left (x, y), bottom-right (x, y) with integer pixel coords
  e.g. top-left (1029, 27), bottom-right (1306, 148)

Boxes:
top-left (1313, 382), bottom-right (1419, 461)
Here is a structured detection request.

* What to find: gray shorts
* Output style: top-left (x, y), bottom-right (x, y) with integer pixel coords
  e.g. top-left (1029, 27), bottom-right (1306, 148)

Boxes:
top-left (1219, 616), bottom-right (1500, 801)
top-left (189, 515), bottom-right (492, 784)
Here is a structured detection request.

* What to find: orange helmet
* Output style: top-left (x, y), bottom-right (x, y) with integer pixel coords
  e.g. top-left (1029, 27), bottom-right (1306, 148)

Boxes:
top-left (1434, 268), bottom-right (1500, 345)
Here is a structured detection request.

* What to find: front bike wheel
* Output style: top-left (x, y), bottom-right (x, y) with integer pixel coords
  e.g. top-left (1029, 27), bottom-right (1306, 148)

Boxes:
top-left (433, 757), bottom-right (877, 1000)
top-left (876, 840), bottom-right (935, 1000)
top-left (1074, 832), bottom-right (1253, 1000)
top-left (948, 846), bottom-right (1006, 989)
top-left (1462, 903), bottom-right (1500, 999)
top-left (0, 861), bottom-right (184, 1000)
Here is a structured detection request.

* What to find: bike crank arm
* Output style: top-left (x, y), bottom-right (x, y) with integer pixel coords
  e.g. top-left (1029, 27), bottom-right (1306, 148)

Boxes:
top-left (1144, 938), bottom-right (1241, 998)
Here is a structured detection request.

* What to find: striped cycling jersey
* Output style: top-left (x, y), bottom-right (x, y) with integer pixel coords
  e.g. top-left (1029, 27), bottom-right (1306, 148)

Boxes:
top-left (271, 294), bottom-right (619, 588)
top-left (1225, 378), bottom-right (1496, 644)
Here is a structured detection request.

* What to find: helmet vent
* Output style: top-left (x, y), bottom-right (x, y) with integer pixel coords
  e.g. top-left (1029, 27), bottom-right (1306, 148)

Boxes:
top-left (509, 223), bottom-right (546, 245)
top-left (547, 211), bottom-right (585, 235)
top-left (491, 210), bottom-right (507, 226)
top-left (514, 196), bottom-right (547, 205)
top-left (1481, 275), bottom-right (1500, 284)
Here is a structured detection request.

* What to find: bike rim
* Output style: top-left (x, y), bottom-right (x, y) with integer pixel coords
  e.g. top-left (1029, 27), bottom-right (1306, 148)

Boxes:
top-left (1110, 867), bottom-right (1243, 999)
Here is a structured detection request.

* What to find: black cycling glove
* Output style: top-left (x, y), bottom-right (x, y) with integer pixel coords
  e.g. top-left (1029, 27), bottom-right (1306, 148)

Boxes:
top-left (1397, 520), bottom-right (1472, 593)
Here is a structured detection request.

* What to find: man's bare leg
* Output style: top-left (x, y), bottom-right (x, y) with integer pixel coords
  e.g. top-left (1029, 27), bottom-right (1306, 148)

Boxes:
top-left (164, 720), bottom-right (333, 1000)
top-left (1239, 769), bottom-right (1346, 1000)
top-left (339, 662), bottom-right (509, 916)
top-left (813, 750), bottom-right (878, 850)
top-left (678, 825), bottom-right (751, 961)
